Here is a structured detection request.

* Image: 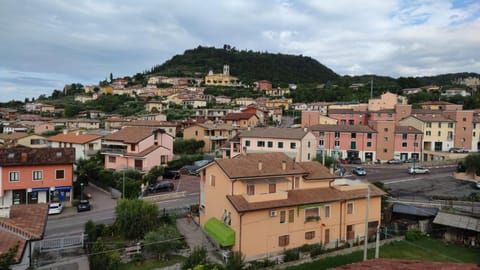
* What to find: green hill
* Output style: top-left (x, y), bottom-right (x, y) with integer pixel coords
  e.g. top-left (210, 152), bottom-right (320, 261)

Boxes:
top-left (148, 45), bottom-right (339, 85)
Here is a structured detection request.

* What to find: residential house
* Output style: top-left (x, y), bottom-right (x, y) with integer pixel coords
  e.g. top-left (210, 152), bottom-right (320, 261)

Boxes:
top-left (291, 103), bottom-right (307, 111)
top-left (183, 98), bottom-right (208, 109)
top-left (214, 96), bottom-right (232, 104)
top-left (368, 109), bottom-right (396, 122)
top-left (442, 110), bottom-right (474, 150)
top-left (34, 122), bottom-right (56, 135)
top-left (419, 101), bottom-right (463, 111)
top-left (234, 97), bottom-right (256, 106)
top-left (145, 100), bottom-right (169, 112)
top-left (78, 110), bottom-right (106, 119)
top-left (0, 133), bottom-right (48, 148)
top-left (46, 132), bottom-right (103, 160)
top-left (123, 120), bottom-right (178, 138)
top-left (368, 92), bottom-right (407, 111)
top-left (193, 108), bottom-right (233, 122)
top-left (402, 88), bottom-right (422, 95)
top-left (265, 98), bottom-right (292, 110)
top-left (0, 108), bottom-right (17, 120)
top-left (307, 102), bottom-right (330, 114)
top-left (199, 152), bottom-right (384, 260)
top-left (101, 127), bottom-right (173, 172)
top-left (235, 127), bottom-right (317, 161)
top-left (369, 121), bottom-right (396, 161)
top-left (399, 114), bottom-right (456, 153)
top-left (441, 88), bottom-right (471, 97)
top-left (393, 126), bottom-right (423, 161)
top-left (0, 204), bottom-right (48, 270)
top-left (473, 115), bottom-right (480, 151)
top-left (136, 113), bottom-right (167, 122)
top-left (0, 147), bottom-right (75, 207)
top-left (224, 113), bottom-right (259, 128)
top-left (50, 118), bottom-right (100, 130)
top-left (265, 88), bottom-right (290, 97)
top-left (241, 105), bottom-right (269, 126)
top-left (255, 80), bottom-right (272, 91)
top-left (183, 123), bottom-right (241, 153)
top-left (327, 109), bottom-right (368, 126)
top-left (3, 123), bottom-right (29, 134)
top-left (309, 125), bottom-right (377, 162)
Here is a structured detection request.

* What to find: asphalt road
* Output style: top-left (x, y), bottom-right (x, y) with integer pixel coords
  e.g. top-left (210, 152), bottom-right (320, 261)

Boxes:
top-left (45, 193), bottom-right (199, 237)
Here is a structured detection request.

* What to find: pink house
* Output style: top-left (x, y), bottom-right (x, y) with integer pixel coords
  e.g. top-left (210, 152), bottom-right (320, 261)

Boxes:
top-left (101, 127), bottom-right (173, 172)
top-left (327, 109), bottom-right (368, 126)
top-left (393, 126), bottom-right (423, 161)
top-left (309, 124), bottom-right (377, 162)
top-left (368, 109), bottom-right (396, 122)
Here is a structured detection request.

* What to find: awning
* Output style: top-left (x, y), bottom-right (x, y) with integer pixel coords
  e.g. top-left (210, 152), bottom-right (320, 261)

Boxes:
top-left (55, 186), bottom-right (72, 191)
top-left (204, 217), bottom-right (235, 247)
top-left (31, 187), bottom-right (50, 192)
top-left (298, 203), bottom-right (325, 209)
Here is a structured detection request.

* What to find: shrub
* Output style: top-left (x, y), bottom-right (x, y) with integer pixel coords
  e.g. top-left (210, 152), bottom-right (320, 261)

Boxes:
top-left (405, 229), bottom-right (422, 241)
top-left (309, 244), bottom-right (323, 257)
top-left (298, 244), bottom-right (313, 252)
top-left (283, 249), bottom-right (299, 262)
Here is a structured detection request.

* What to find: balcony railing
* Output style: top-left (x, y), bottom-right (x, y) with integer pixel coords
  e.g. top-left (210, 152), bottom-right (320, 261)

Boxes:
top-left (101, 147), bottom-right (126, 155)
top-left (243, 191), bottom-right (288, 203)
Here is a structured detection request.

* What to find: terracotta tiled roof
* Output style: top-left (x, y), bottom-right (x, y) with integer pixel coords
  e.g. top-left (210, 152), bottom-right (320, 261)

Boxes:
top-left (215, 152), bottom-right (308, 179)
top-left (309, 124), bottom-right (376, 133)
top-left (224, 112), bottom-right (258, 121)
top-left (410, 114), bottom-right (454, 122)
top-left (0, 132), bottom-right (29, 140)
top-left (124, 145), bottom-right (163, 157)
top-left (0, 231), bottom-right (26, 263)
top-left (227, 184), bottom-right (385, 213)
top-left (0, 204), bottom-right (48, 240)
top-left (125, 120), bottom-right (178, 127)
top-left (332, 258), bottom-right (480, 270)
top-left (103, 127), bottom-right (157, 143)
top-left (420, 101), bottom-right (455, 105)
top-left (328, 109), bottom-right (367, 115)
top-left (0, 147), bottom-right (75, 166)
top-left (196, 123), bottom-right (240, 131)
top-left (394, 126), bottom-right (423, 134)
top-left (238, 127), bottom-right (309, 140)
top-left (298, 161), bottom-right (336, 180)
top-left (47, 133), bottom-right (102, 144)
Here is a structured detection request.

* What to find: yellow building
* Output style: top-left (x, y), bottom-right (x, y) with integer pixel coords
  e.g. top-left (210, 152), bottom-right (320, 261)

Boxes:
top-left (205, 65), bottom-right (240, 87)
top-left (199, 152), bottom-right (384, 260)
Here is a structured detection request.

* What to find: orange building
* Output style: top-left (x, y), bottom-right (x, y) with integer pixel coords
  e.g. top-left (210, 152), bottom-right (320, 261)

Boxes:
top-left (0, 147), bottom-right (75, 207)
top-left (199, 152), bottom-right (384, 260)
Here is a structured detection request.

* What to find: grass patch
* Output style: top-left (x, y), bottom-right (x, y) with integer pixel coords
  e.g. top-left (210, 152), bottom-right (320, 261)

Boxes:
top-left (119, 255), bottom-right (185, 270)
top-left (286, 238), bottom-right (480, 270)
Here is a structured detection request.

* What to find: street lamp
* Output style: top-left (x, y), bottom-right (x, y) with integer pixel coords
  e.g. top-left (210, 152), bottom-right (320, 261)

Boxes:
top-left (80, 183), bottom-right (84, 201)
top-left (122, 169), bottom-right (125, 199)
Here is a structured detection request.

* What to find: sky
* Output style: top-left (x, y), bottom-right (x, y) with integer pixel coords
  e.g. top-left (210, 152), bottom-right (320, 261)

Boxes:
top-left (1, 0), bottom-right (479, 102)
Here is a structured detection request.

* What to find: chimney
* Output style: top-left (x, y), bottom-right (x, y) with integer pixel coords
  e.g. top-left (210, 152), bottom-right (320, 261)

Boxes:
top-left (21, 152), bottom-right (27, 162)
top-left (282, 160), bottom-right (287, 170)
top-left (258, 160), bottom-right (263, 171)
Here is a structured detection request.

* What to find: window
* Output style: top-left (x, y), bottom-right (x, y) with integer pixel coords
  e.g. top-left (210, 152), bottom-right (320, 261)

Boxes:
top-left (383, 148), bottom-right (388, 153)
top-left (247, 184), bottom-right (255, 195)
top-left (269, 183), bottom-right (276, 193)
top-left (367, 133), bottom-right (372, 139)
top-left (294, 177), bottom-right (300, 189)
top-left (290, 142), bottom-right (296, 149)
top-left (351, 133), bottom-right (356, 139)
top-left (324, 205), bottom-right (331, 218)
top-left (334, 132), bottom-right (340, 138)
top-left (367, 142), bottom-right (372, 147)
top-left (402, 142), bottom-right (407, 147)
top-left (55, 170), bottom-right (65, 180)
top-left (305, 231), bottom-right (315, 240)
top-left (245, 140), bottom-right (250, 147)
top-left (426, 131), bottom-right (431, 136)
top-left (348, 120), bottom-right (354, 125)
top-left (280, 210), bottom-right (286, 224)
top-left (341, 120), bottom-right (346, 125)
top-left (131, 144), bottom-right (136, 151)
top-left (319, 132), bottom-right (324, 137)
top-left (210, 175), bottom-right (216, 187)
top-left (414, 142), bottom-right (419, 147)
top-left (384, 128), bottom-right (388, 132)
top-left (308, 153), bottom-right (311, 160)
top-left (347, 202), bottom-right (354, 214)
top-left (33, 170), bottom-right (43, 181)
top-left (9, 171), bottom-right (19, 182)
top-left (463, 127), bottom-right (467, 131)
top-left (384, 137), bottom-right (388, 142)
top-left (402, 134), bottom-right (408, 140)
top-left (448, 123), bottom-right (454, 128)
top-left (278, 142), bottom-right (284, 148)
top-left (267, 141), bottom-right (273, 148)
top-left (438, 131), bottom-right (441, 136)
top-left (334, 141), bottom-right (340, 147)
top-left (350, 141), bottom-right (356, 149)
top-left (108, 156), bottom-right (116, 163)
top-left (438, 123), bottom-right (441, 128)
top-left (463, 117), bottom-right (467, 122)
top-left (426, 123), bottom-right (432, 128)
top-left (288, 209), bottom-right (294, 223)
top-left (319, 140), bottom-right (324, 146)
top-left (257, 141), bottom-right (265, 147)
top-left (305, 208), bottom-right (320, 222)
top-left (308, 141), bottom-right (311, 148)
top-left (279, 235), bottom-right (290, 247)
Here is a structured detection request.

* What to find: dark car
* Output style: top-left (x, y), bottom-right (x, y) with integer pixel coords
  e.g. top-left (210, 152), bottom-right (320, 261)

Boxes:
top-left (348, 158), bottom-right (362, 164)
top-left (163, 170), bottom-right (181, 180)
top-left (148, 181), bottom-right (174, 193)
top-left (77, 200), bottom-right (91, 212)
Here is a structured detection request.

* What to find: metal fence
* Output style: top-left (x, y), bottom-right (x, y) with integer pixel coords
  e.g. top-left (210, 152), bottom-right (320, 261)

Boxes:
top-left (39, 233), bottom-right (85, 253)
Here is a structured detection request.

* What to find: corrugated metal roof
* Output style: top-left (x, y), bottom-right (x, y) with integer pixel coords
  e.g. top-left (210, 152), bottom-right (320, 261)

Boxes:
top-left (433, 212), bottom-right (480, 232)
top-left (392, 203), bottom-right (438, 217)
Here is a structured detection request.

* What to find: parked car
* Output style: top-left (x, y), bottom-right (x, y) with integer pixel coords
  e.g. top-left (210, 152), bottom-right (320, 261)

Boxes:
top-left (77, 199), bottom-right (91, 212)
top-left (148, 181), bottom-right (174, 193)
top-left (48, 202), bottom-right (64, 215)
top-left (408, 166), bottom-right (430, 174)
top-left (405, 158), bottom-right (419, 163)
top-left (163, 170), bottom-right (181, 180)
top-left (449, 147), bottom-right (468, 153)
top-left (348, 158), bottom-right (362, 164)
top-left (352, 167), bottom-right (367, 176)
top-left (180, 159), bottom-right (213, 176)
top-left (387, 159), bottom-right (404, 164)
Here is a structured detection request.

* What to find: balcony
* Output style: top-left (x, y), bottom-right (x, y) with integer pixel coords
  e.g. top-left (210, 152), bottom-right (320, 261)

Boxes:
top-left (243, 190), bottom-right (288, 203)
top-left (101, 147), bottom-right (126, 155)
top-left (205, 136), bottom-right (228, 140)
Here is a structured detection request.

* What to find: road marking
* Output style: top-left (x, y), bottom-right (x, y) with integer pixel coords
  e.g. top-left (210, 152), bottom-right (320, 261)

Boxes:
top-left (384, 177), bottom-right (425, 185)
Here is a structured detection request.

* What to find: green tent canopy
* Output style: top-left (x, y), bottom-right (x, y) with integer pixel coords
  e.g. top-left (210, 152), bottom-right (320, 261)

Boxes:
top-left (204, 217), bottom-right (235, 247)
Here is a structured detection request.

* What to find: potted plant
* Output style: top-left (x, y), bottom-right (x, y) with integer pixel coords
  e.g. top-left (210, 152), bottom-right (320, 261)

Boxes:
top-left (132, 253), bottom-right (144, 266)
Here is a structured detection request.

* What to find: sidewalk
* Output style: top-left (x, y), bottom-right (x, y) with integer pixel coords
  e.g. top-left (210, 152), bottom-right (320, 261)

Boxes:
top-left (176, 217), bottom-right (222, 264)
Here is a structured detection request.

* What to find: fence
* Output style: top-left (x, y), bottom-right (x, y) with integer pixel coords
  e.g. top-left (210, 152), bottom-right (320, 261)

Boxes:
top-left (38, 233), bottom-right (85, 253)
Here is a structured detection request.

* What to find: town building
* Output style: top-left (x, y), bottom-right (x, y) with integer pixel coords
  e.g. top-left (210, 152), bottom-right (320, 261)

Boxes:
top-left (0, 147), bottom-right (75, 207)
top-left (224, 112), bottom-right (259, 128)
top-left (205, 65), bottom-right (240, 87)
top-left (46, 132), bottom-right (103, 160)
top-left (101, 127), bottom-right (173, 172)
top-left (183, 123), bottom-right (241, 153)
top-left (199, 152), bottom-right (384, 260)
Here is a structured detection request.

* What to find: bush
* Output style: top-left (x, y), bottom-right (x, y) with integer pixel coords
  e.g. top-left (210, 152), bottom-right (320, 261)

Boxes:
top-left (405, 229), bottom-right (422, 241)
top-left (298, 244), bottom-right (313, 252)
top-left (309, 244), bottom-right (324, 257)
top-left (283, 249), bottom-right (299, 262)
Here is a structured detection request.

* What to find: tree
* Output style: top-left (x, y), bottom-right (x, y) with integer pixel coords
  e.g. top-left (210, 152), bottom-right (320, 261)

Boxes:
top-left (144, 225), bottom-right (182, 260)
top-left (225, 251), bottom-right (246, 270)
top-left (464, 154), bottom-right (480, 176)
top-left (89, 238), bottom-right (121, 270)
top-left (144, 166), bottom-right (165, 185)
top-left (0, 243), bottom-right (18, 270)
top-left (182, 246), bottom-right (208, 270)
top-left (115, 199), bottom-right (159, 239)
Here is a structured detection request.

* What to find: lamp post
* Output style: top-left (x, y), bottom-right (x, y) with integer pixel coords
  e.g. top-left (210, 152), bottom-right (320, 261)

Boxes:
top-left (122, 169), bottom-right (125, 199)
top-left (80, 183), bottom-right (84, 201)
top-left (413, 134), bottom-right (417, 177)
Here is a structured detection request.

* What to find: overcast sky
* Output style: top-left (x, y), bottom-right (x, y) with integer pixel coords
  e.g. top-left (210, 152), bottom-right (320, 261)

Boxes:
top-left (1, 0), bottom-right (479, 102)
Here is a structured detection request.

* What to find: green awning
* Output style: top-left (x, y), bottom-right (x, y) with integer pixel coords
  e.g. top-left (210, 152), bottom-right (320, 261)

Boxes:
top-left (298, 203), bottom-right (325, 209)
top-left (204, 217), bottom-right (235, 247)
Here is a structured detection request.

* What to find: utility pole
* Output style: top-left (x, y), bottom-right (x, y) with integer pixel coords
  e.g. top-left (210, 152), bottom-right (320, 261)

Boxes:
top-left (363, 185), bottom-right (371, 261)
top-left (375, 224), bottom-right (380, 258)
top-left (370, 78), bottom-right (373, 98)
